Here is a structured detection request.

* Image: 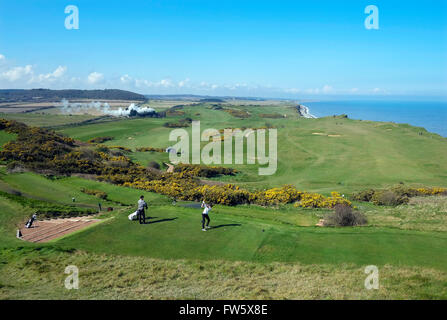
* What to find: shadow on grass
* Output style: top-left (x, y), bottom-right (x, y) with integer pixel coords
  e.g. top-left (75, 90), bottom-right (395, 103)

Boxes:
top-left (210, 224), bottom-right (242, 229)
top-left (142, 217), bottom-right (178, 225)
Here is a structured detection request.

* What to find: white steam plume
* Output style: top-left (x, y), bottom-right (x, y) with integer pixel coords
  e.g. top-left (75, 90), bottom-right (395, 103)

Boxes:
top-left (58, 99), bottom-right (156, 117)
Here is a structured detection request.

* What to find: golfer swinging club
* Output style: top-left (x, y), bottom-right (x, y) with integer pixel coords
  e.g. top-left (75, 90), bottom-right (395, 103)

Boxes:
top-left (201, 200), bottom-right (212, 231)
top-left (137, 195), bottom-right (148, 224)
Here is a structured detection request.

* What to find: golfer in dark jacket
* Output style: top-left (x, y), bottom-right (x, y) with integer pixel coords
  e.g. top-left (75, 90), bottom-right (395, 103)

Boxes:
top-left (137, 195), bottom-right (148, 224)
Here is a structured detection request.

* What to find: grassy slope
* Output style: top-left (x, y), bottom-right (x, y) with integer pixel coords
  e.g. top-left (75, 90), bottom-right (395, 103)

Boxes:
top-left (1, 169), bottom-right (446, 272)
top-left (0, 170), bottom-right (169, 207)
top-left (359, 196), bottom-right (447, 232)
top-left (56, 205), bottom-right (447, 270)
top-left (0, 113), bottom-right (99, 127)
top-left (58, 104), bottom-right (447, 194)
top-left (1, 193), bottom-right (446, 299)
top-left (0, 195), bottom-right (33, 246)
top-left (1, 107), bottom-right (447, 299)
top-left (2, 248), bottom-right (446, 299)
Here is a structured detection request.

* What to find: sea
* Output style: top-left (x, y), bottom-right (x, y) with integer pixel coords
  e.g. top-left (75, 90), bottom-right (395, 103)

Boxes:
top-left (304, 100), bottom-right (447, 138)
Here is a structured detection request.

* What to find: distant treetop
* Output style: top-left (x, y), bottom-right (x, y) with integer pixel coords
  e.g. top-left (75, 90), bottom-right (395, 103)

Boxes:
top-left (0, 89), bottom-right (146, 102)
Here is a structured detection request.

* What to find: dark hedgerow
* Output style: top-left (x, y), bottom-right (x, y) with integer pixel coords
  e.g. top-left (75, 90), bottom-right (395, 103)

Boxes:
top-left (173, 163), bottom-right (237, 178)
top-left (88, 136), bottom-right (114, 144)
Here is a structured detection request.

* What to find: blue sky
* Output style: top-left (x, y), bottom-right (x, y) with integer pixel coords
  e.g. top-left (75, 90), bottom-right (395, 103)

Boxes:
top-left (0, 0), bottom-right (446, 98)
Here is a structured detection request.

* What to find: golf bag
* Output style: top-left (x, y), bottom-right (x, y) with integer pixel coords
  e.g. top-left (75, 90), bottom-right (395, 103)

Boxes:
top-left (128, 211), bottom-right (138, 221)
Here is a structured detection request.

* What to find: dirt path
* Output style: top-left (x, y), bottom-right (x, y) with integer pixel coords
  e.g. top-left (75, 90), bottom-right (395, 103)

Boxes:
top-left (165, 163), bottom-right (175, 173)
top-left (20, 216), bottom-right (99, 243)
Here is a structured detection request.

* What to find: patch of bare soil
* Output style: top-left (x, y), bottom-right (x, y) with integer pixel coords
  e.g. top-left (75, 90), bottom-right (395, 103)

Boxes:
top-left (19, 217), bottom-right (99, 243)
top-left (165, 163), bottom-right (175, 173)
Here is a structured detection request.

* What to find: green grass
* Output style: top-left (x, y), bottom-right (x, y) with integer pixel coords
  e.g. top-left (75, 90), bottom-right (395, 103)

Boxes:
top-left (54, 204), bottom-right (447, 270)
top-left (0, 195), bottom-right (33, 246)
top-left (359, 196), bottom-right (447, 232)
top-left (0, 169), bottom-right (169, 208)
top-left (1, 248), bottom-right (446, 299)
top-left (59, 117), bottom-right (170, 149)
top-left (1, 189), bottom-right (447, 299)
top-left (1, 105), bottom-right (447, 299)
top-left (0, 131), bottom-right (16, 150)
top-left (0, 113), bottom-right (99, 127)
top-left (57, 105), bottom-right (447, 194)
top-left (129, 150), bottom-right (170, 168)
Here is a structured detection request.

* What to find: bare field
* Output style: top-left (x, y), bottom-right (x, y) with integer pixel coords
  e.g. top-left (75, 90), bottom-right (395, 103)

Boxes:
top-left (141, 100), bottom-right (200, 110)
top-left (0, 100), bottom-right (144, 114)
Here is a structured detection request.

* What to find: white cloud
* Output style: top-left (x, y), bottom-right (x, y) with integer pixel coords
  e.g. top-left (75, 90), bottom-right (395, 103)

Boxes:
top-left (304, 88), bottom-right (320, 94)
top-left (1, 65), bottom-right (33, 82)
top-left (120, 74), bottom-right (132, 84)
top-left (0, 54), bottom-right (394, 97)
top-left (87, 72), bottom-right (104, 84)
top-left (52, 66), bottom-right (66, 78)
top-left (159, 79), bottom-right (173, 87)
top-left (284, 88), bottom-right (301, 94)
top-left (31, 66), bottom-right (67, 83)
top-left (178, 78), bottom-right (190, 88)
top-left (322, 85), bottom-right (334, 93)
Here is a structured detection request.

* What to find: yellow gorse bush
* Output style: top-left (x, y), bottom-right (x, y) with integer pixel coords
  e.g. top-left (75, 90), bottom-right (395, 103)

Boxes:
top-left (124, 177), bottom-right (351, 208)
top-left (1, 118), bottom-right (354, 209)
top-left (295, 191), bottom-right (351, 208)
top-left (414, 187), bottom-right (447, 195)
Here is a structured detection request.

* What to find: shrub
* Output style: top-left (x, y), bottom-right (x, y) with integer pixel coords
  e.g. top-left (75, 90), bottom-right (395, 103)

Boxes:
top-left (351, 189), bottom-right (375, 202)
top-left (254, 185), bottom-right (303, 206)
top-left (259, 113), bottom-right (284, 119)
top-left (324, 205), bottom-right (367, 227)
top-left (88, 136), bottom-right (114, 144)
top-left (372, 190), bottom-right (408, 206)
top-left (223, 108), bottom-right (250, 118)
top-left (166, 109), bottom-right (185, 116)
top-left (136, 147), bottom-right (165, 153)
top-left (352, 185), bottom-right (447, 206)
top-left (148, 161), bottom-right (161, 170)
top-left (108, 146), bottom-right (132, 153)
top-left (6, 161), bottom-right (25, 173)
top-left (174, 164), bottom-right (236, 178)
top-left (80, 187), bottom-right (108, 200)
top-left (163, 122), bottom-right (189, 128)
top-left (294, 191), bottom-right (351, 208)
top-left (109, 149), bottom-right (124, 157)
